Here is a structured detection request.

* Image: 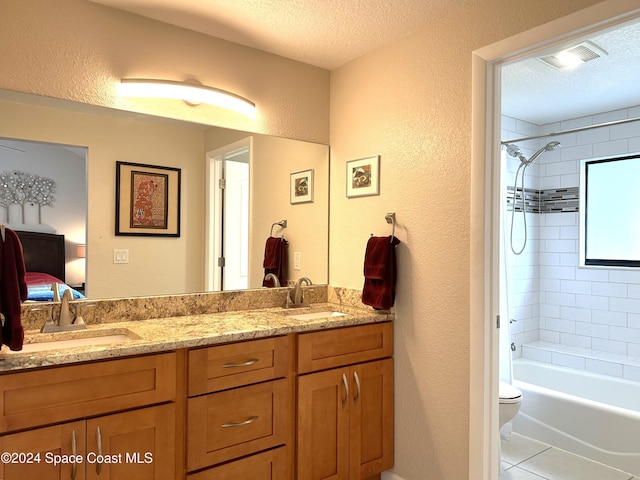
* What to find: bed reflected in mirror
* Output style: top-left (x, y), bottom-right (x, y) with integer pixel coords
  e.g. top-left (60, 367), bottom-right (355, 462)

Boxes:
top-left (0, 137), bottom-right (87, 299)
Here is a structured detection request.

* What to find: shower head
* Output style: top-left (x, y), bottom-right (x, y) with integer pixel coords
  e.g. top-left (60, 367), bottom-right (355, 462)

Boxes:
top-left (527, 141), bottom-right (561, 164)
top-left (505, 143), bottom-right (527, 163)
top-left (504, 141), bottom-right (561, 165)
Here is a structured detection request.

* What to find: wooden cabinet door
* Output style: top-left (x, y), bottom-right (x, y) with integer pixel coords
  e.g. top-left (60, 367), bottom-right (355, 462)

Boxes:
top-left (297, 367), bottom-right (350, 480)
top-left (85, 403), bottom-right (175, 480)
top-left (186, 447), bottom-right (288, 480)
top-left (0, 421), bottom-right (86, 480)
top-left (349, 359), bottom-right (394, 480)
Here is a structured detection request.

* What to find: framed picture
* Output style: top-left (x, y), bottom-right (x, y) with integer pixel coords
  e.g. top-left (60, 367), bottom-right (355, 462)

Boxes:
top-left (346, 155), bottom-right (380, 198)
top-left (115, 161), bottom-right (181, 236)
top-left (290, 169), bottom-right (314, 204)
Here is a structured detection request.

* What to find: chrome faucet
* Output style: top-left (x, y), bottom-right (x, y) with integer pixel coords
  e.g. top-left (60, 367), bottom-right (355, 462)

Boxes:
top-left (288, 277), bottom-right (312, 308)
top-left (41, 286), bottom-right (86, 333)
top-left (264, 273), bottom-right (281, 287)
top-left (59, 289), bottom-right (74, 326)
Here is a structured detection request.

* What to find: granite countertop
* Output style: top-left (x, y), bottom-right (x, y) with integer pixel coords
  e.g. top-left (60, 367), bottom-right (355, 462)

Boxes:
top-left (0, 303), bottom-right (392, 372)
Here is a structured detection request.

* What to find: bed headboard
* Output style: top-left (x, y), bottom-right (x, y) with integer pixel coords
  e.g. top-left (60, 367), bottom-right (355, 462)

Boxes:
top-left (15, 230), bottom-right (66, 282)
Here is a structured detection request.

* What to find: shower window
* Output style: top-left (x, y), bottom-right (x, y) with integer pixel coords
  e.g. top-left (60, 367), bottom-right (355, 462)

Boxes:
top-left (579, 152), bottom-right (640, 267)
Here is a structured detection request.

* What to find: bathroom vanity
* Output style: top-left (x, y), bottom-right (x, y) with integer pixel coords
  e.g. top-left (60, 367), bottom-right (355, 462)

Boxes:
top-left (0, 292), bottom-right (393, 480)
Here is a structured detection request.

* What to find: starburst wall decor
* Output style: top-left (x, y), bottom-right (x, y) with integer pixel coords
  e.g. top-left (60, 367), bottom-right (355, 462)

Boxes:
top-left (0, 170), bottom-right (56, 224)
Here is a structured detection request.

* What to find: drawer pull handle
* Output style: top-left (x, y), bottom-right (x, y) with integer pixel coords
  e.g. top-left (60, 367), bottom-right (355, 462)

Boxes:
top-left (342, 373), bottom-right (349, 409)
top-left (353, 371), bottom-right (361, 406)
top-left (96, 426), bottom-right (103, 475)
top-left (222, 358), bottom-right (260, 368)
top-left (222, 415), bottom-right (259, 428)
top-left (71, 430), bottom-right (77, 480)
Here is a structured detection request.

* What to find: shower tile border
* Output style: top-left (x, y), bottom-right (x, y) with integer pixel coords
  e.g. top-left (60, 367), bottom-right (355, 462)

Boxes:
top-left (507, 186), bottom-right (579, 213)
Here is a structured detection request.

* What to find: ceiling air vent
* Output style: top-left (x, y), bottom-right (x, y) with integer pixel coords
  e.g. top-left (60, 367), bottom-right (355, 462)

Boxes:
top-left (539, 41), bottom-right (608, 69)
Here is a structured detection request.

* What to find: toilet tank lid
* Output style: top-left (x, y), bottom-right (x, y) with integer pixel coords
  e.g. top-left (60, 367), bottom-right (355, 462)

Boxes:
top-left (499, 381), bottom-right (522, 400)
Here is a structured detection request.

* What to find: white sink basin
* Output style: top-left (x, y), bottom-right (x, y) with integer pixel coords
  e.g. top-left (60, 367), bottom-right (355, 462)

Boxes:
top-left (286, 311), bottom-right (348, 320)
top-left (6, 329), bottom-right (139, 354)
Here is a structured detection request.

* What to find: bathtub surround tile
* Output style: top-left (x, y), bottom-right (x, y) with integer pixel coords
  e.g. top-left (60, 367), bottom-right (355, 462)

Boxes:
top-left (575, 321), bottom-right (607, 337)
top-left (522, 340), bottom-right (640, 382)
top-left (574, 294), bottom-right (609, 311)
top-left (592, 309), bottom-right (626, 327)
top-left (522, 345), bottom-right (553, 363)
top-left (585, 358), bottom-right (624, 378)
top-left (559, 332), bottom-right (591, 349)
top-left (610, 326), bottom-right (640, 345)
top-left (623, 364), bottom-right (640, 382)
top-left (591, 338), bottom-right (628, 355)
top-left (611, 297), bottom-right (640, 314)
top-left (551, 351), bottom-right (586, 369)
top-left (504, 107), bottom-right (640, 393)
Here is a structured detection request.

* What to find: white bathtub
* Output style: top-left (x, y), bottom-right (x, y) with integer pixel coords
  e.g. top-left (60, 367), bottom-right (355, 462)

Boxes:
top-left (512, 358), bottom-right (640, 476)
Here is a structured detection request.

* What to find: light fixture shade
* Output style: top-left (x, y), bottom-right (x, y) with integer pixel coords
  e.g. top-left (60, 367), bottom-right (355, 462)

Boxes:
top-left (76, 244), bottom-right (86, 258)
top-left (118, 78), bottom-right (256, 117)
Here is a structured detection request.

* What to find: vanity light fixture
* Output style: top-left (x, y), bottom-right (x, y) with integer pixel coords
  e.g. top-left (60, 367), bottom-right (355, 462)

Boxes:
top-left (118, 78), bottom-right (256, 117)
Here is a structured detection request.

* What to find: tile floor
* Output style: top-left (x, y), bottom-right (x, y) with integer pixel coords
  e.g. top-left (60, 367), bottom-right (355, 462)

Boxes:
top-left (500, 432), bottom-right (637, 480)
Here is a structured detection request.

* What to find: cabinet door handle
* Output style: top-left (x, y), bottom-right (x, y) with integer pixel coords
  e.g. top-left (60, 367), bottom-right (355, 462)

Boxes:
top-left (222, 415), bottom-right (259, 428)
top-left (96, 426), bottom-right (103, 475)
top-left (71, 430), bottom-right (77, 480)
top-left (222, 358), bottom-right (259, 368)
top-left (353, 371), bottom-right (361, 406)
top-left (341, 373), bottom-right (349, 409)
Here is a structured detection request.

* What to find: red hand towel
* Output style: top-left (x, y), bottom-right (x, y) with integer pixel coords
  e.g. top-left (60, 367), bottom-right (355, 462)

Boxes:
top-left (263, 237), bottom-right (288, 287)
top-left (362, 236), bottom-right (400, 310)
top-left (0, 228), bottom-right (28, 351)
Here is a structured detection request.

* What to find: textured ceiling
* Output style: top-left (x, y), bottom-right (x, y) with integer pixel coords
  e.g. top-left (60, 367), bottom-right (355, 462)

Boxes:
top-left (502, 19), bottom-right (640, 125)
top-left (89, 0), bottom-right (466, 70)
top-left (89, 0), bottom-right (640, 125)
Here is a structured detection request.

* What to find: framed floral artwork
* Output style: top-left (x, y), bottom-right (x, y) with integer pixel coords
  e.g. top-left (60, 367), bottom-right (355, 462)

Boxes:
top-left (290, 169), bottom-right (314, 204)
top-left (115, 161), bottom-right (181, 236)
top-left (346, 155), bottom-right (380, 198)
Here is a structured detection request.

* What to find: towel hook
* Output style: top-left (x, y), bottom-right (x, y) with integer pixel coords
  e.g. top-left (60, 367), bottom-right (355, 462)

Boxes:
top-left (385, 213), bottom-right (396, 242)
top-left (270, 219), bottom-right (287, 237)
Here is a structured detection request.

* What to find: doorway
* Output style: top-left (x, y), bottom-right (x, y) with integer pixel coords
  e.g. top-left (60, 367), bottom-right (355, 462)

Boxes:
top-left (470, 3), bottom-right (640, 479)
top-left (205, 138), bottom-right (250, 292)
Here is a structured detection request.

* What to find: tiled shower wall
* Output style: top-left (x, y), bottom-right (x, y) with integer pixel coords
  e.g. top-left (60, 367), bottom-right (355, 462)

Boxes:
top-left (502, 106), bottom-right (640, 380)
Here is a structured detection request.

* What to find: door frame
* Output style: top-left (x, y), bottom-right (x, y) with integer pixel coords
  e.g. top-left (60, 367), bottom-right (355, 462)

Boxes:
top-left (469, 2), bottom-right (640, 478)
top-left (204, 137), bottom-right (251, 291)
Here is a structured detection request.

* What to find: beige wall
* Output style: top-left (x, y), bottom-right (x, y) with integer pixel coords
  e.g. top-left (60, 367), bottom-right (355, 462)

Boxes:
top-left (0, 0), bottom-right (330, 144)
top-left (329, 1), bottom-right (603, 478)
top-left (250, 135), bottom-right (329, 287)
top-left (203, 130), bottom-right (329, 288)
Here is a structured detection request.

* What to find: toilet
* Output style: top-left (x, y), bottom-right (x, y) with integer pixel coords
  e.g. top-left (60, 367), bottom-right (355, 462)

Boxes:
top-left (499, 381), bottom-right (522, 429)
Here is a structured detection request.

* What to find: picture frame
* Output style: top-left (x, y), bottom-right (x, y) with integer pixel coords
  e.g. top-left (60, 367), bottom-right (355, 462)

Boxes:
top-left (290, 169), bottom-right (314, 204)
top-left (115, 161), bottom-right (181, 236)
top-left (346, 155), bottom-right (380, 198)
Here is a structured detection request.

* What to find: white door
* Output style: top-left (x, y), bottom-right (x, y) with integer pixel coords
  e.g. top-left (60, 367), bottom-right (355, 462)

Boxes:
top-left (205, 138), bottom-right (250, 291)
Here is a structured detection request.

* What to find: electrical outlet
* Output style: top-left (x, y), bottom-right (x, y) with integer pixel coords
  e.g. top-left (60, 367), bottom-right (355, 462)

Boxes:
top-left (114, 248), bottom-right (129, 264)
top-left (294, 251), bottom-right (301, 270)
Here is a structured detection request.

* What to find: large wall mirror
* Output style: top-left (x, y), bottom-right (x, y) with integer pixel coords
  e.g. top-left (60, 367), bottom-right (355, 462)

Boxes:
top-left (0, 89), bottom-right (329, 300)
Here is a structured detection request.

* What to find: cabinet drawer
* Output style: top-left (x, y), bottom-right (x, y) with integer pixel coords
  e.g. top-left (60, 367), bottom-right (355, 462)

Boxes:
top-left (188, 336), bottom-right (289, 396)
top-left (297, 322), bottom-right (393, 374)
top-left (187, 379), bottom-right (290, 471)
top-left (0, 353), bottom-right (176, 433)
top-left (186, 447), bottom-right (288, 480)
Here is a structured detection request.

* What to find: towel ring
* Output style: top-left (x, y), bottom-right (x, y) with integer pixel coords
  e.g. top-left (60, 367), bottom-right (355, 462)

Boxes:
top-left (385, 213), bottom-right (396, 242)
top-left (270, 219), bottom-right (287, 237)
